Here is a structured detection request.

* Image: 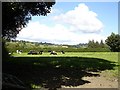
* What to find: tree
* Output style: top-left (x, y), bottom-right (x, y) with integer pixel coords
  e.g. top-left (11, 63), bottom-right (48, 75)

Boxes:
top-left (100, 40), bottom-right (105, 48)
top-left (95, 41), bottom-right (99, 48)
top-left (105, 32), bottom-right (120, 52)
top-left (2, 1), bottom-right (55, 40)
top-left (88, 40), bottom-right (100, 48)
top-left (88, 40), bottom-right (95, 48)
top-left (2, 1), bottom-right (55, 59)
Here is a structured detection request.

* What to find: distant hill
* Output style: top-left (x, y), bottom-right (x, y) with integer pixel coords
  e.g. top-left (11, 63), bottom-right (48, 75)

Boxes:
top-left (5, 39), bottom-right (110, 52)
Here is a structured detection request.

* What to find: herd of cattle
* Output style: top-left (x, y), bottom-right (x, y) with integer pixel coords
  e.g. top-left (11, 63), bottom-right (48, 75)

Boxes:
top-left (16, 50), bottom-right (65, 55)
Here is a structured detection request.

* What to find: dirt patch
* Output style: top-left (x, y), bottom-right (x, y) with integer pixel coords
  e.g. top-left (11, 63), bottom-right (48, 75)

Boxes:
top-left (62, 71), bottom-right (118, 88)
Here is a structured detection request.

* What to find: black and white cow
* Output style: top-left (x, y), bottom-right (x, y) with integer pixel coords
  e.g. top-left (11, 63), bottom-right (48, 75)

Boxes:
top-left (61, 51), bottom-right (65, 54)
top-left (39, 50), bottom-right (43, 55)
top-left (27, 50), bottom-right (38, 55)
top-left (50, 51), bottom-right (57, 55)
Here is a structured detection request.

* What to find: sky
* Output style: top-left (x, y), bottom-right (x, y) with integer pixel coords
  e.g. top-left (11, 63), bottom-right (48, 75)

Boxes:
top-left (16, 2), bottom-right (118, 45)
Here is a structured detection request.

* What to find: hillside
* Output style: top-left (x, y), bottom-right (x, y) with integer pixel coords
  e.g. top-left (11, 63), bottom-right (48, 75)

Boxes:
top-left (5, 40), bottom-right (110, 53)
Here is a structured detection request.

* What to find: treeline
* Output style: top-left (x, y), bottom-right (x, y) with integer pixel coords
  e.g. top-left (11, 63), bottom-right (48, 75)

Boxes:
top-left (88, 40), bottom-right (107, 48)
top-left (5, 39), bottom-right (110, 53)
top-left (5, 32), bottom-right (120, 52)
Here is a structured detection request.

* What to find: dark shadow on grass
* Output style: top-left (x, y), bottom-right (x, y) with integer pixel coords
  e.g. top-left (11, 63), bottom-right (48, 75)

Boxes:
top-left (3, 57), bottom-right (117, 90)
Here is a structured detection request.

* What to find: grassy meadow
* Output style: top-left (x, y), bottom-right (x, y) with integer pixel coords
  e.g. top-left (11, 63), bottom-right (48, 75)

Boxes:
top-left (3, 52), bottom-right (119, 89)
top-left (13, 52), bottom-right (118, 62)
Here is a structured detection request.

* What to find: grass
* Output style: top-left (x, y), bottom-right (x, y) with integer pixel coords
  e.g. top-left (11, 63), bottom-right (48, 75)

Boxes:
top-left (3, 52), bottom-right (119, 89)
top-left (12, 52), bottom-right (119, 79)
top-left (13, 52), bottom-right (118, 62)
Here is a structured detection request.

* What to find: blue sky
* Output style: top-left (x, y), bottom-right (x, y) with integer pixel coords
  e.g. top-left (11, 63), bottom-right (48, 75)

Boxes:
top-left (17, 2), bottom-right (118, 45)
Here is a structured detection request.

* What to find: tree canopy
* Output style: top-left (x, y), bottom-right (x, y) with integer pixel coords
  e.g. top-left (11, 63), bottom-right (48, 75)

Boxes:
top-left (88, 40), bottom-right (106, 48)
top-left (2, 1), bottom-right (55, 40)
top-left (2, 1), bottom-right (55, 60)
top-left (105, 32), bottom-right (120, 52)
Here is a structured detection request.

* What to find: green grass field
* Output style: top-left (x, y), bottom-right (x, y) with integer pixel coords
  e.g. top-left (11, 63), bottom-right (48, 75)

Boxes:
top-left (4, 52), bottom-right (119, 89)
top-left (13, 52), bottom-right (118, 62)
top-left (13, 52), bottom-right (119, 76)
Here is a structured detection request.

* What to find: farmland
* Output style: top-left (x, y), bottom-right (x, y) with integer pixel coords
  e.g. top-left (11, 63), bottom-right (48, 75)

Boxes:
top-left (12, 52), bottom-right (119, 78)
top-left (3, 52), bottom-right (119, 89)
top-left (2, 2), bottom-right (120, 89)
top-left (13, 52), bottom-right (118, 63)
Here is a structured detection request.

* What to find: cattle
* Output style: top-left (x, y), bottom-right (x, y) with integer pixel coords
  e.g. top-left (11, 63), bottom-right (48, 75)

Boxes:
top-left (16, 50), bottom-right (22, 54)
top-left (39, 50), bottom-right (43, 55)
top-left (8, 52), bottom-right (13, 55)
top-left (19, 50), bottom-right (22, 54)
top-left (27, 50), bottom-right (38, 55)
top-left (61, 51), bottom-right (65, 54)
top-left (50, 51), bottom-right (57, 55)
top-left (16, 50), bottom-right (19, 54)
top-left (9, 53), bottom-right (12, 55)
top-left (48, 50), bottom-right (52, 52)
top-left (8, 52), bottom-right (14, 57)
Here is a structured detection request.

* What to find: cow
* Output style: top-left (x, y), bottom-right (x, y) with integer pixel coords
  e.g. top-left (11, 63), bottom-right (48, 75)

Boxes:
top-left (16, 50), bottom-right (19, 54)
top-left (50, 51), bottom-right (57, 55)
top-left (48, 50), bottom-right (52, 52)
top-left (27, 50), bottom-right (38, 55)
top-left (19, 50), bottom-right (22, 54)
top-left (39, 50), bottom-right (43, 55)
top-left (16, 50), bottom-right (22, 54)
top-left (61, 51), bottom-right (65, 54)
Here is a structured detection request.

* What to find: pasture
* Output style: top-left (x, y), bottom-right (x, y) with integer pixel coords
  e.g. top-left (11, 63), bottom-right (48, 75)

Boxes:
top-left (3, 52), bottom-right (119, 89)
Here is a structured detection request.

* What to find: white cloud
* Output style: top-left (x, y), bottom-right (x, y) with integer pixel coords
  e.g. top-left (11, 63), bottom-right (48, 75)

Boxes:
top-left (53, 3), bottom-right (104, 33)
top-left (17, 21), bottom-right (106, 45)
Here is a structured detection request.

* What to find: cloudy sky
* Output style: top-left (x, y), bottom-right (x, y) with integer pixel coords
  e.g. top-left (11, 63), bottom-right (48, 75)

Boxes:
top-left (16, 2), bottom-right (118, 45)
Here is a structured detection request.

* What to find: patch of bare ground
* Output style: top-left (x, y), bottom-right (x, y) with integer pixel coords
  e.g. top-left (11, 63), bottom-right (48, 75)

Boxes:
top-left (62, 71), bottom-right (118, 88)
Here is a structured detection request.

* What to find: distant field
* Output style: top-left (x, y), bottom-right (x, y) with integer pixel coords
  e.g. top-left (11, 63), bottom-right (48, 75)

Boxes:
top-left (13, 52), bottom-right (118, 62)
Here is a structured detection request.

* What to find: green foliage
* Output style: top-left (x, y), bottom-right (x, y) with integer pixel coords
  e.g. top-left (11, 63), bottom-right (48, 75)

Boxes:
top-left (88, 40), bottom-right (107, 48)
top-left (100, 40), bottom-right (105, 48)
top-left (2, 2), bottom-right (55, 39)
top-left (2, 2), bottom-right (55, 61)
top-left (105, 32), bottom-right (120, 52)
top-left (5, 40), bottom-right (110, 53)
